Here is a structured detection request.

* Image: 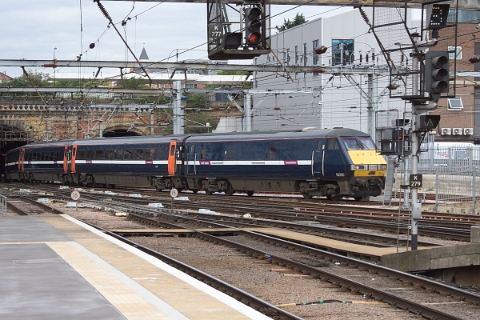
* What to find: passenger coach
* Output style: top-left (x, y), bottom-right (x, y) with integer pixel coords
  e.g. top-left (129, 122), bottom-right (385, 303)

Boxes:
top-left (4, 127), bottom-right (386, 200)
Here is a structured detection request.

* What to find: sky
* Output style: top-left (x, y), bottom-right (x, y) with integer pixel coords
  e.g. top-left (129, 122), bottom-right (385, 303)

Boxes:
top-left (0, 0), bottom-right (353, 78)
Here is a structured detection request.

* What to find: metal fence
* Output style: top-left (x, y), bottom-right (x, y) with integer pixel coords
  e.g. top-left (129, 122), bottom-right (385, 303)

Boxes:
top-left (392, 143), bottom-right (480, 214)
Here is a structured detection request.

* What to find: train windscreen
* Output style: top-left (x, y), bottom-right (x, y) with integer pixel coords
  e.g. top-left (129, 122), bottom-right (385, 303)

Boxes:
top-left (341, 137), bottom-right (376, 150)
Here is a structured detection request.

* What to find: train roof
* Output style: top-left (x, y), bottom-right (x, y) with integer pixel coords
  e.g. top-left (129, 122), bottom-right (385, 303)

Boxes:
top-left (5, 127), bottom-right (371, 152)
top-left (183, 127), bottom-right (370, 141)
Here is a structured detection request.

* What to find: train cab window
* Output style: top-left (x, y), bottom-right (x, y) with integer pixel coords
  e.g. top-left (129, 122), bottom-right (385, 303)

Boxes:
top-left (86, 150), bottom-right (94, 159)
top-left (104, 150), bottom-right (113, 160)
top-left (77, 150), bottom-right (85, 160)
top-left (327, 139), bottom-right (340, 150)
top-left (342, 138), bottom-right (362, 150)
top-left (169, 145), bottom-right (176, 156)
top-left (95, 150), bottom-right (103, 159)
top-left (145, 149), bottom-right (155, 160)
top-left (135, 149), bottom-right (144, 160)
top-left (124, 149), bottom-right (133, 160)
top-left (114, 150), bottom-right (123, 160)
top-left (200, 148), bottom-right (207, 160)
top-left (269, 147), bottom-right (277, 160)
top-left (357, 137), bottom-right (376, 150)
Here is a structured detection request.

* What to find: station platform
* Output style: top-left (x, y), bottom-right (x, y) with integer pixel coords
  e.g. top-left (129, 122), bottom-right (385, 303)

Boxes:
top-left (0, 215), bottom-right (271, 320)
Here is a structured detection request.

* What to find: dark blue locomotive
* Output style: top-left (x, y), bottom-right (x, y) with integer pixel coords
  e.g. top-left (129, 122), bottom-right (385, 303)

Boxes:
top-left (4, 127), bottom-right (386, 200)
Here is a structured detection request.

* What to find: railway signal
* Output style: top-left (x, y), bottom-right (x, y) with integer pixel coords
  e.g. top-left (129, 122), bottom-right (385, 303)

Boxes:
top-left (244, 4), bottom-right (262, 47)
top-left (424, 51), bottom-right (450, 102)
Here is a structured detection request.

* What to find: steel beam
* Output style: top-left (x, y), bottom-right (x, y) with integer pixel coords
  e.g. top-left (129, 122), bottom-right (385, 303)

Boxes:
top-left (101, 0), bottom-right (480, 11)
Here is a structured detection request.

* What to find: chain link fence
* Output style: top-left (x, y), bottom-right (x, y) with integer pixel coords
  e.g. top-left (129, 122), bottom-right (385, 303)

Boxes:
top-left (391, 143), bottom-right (480, 214)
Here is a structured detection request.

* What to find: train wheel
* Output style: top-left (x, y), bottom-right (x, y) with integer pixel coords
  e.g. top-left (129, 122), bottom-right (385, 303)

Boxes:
top-left (224, 183), bottom-right (234, 196)
top-left (302, 192), bottom-right (312, 199)
top-left (191, 189), bottom-right (199, 194)
top-left (247, 191), bottom-right (254, 197)
top-left (205, 190), bottom-right (213, 195)
top-left (354, 196), bottom-right (363, 201)
top-left (326, 194), bottom-right (342, 201)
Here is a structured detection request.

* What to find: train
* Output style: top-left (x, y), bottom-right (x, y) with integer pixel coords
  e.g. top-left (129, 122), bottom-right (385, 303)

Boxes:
top-left (4, 127), bottom-right (387, 201)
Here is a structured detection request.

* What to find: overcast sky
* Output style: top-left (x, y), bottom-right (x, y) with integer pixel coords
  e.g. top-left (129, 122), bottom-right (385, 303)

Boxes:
top-left (0, 1), bottom-right (352, 77)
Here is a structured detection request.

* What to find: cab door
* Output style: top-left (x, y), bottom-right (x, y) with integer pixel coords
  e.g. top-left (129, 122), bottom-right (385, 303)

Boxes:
top-left (322, 137), bottom-right (347, 179)
top-left (168, 141), bottom-right (177, 176)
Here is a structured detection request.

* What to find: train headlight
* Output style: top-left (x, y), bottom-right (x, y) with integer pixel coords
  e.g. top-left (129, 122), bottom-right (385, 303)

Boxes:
top-left (379, 164), bottom-right (387, 170)
top-left (351, 165), bottom-right (365, 170)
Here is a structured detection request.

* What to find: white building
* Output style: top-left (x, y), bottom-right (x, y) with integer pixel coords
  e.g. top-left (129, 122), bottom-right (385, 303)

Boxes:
top-left (251, 8), bottom-right (421, 136)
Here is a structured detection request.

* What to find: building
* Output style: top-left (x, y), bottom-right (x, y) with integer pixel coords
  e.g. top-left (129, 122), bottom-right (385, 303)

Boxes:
top-left (252, 8), bottom-right (418, 136)
top-left (429, 10), bottom-right (480, 143)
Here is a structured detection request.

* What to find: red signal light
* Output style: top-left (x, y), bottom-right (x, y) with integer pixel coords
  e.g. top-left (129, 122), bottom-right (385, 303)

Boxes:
top-left (248, 32), bottom-right (261, 45)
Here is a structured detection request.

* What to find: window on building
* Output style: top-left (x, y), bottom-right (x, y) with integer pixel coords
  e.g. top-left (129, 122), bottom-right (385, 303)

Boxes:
top-left (303, 43), bottom-right (307, 66)
top-left (295, 45), bottom-right (299, 65)
top-left (332, 39), bottom-right (354, 66)
top-left (447, 98), bottom-right (463, 110)
top-left (313, 39), bottom-right (319, 65)
top-left (448, 46), bottom-right (462, 60)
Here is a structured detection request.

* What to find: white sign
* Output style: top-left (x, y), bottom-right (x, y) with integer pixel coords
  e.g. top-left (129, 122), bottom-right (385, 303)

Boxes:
top-left (170, 188), bottom-right (179, 198)
top-left (70, 190), bottom-right (81, 201)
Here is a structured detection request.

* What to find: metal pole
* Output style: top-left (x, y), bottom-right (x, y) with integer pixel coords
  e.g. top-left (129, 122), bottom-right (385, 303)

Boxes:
top-left (244, 93), bottom-right (252, 132)
top-left (410, 47), bottom-right (421, 251)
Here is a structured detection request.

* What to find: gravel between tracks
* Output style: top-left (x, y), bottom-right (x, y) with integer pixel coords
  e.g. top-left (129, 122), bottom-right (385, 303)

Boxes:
top-left (57, 205), bottom-right (480, 320)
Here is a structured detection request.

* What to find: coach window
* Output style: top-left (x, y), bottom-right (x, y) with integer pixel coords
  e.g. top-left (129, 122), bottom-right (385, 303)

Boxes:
top-left (95, 150), bottom-right (103, 159)
top-left (124, 149), bottom-right (133, 160)
top-left (77, 150), bottom-right (85, 160)
top-left (269, 147), bottom-right (276, 159)
top-left (327, 138), bottom-right (340, 150)
top-left (114, 149), bottom-right (123, 160)
top-left (169, 145), bottom-right (175, 156)
top-left (135, 149), bottom-right (144, 160)
top-left (225, 147), bottom-right (235, 160)
top-left (86, 150), bottom-right (94, 159)
top-left (157, 146), bottom-right (167, 160)
top-left (104, 150), bottom-right (113, 160)
top-left (200, 147), bottom-right (207, 160)
top-left (145, 149), bottom-right (155, 160)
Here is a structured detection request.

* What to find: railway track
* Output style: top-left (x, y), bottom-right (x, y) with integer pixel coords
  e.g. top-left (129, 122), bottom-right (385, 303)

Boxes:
top-left (2, 184), bottom-right (480, 319)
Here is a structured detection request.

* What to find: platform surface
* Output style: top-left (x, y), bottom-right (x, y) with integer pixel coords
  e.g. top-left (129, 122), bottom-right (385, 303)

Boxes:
top-left (0, 215), bottom-right (271, 320)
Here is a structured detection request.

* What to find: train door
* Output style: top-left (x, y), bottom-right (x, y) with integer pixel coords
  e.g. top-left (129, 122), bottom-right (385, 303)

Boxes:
top-left (186, 143), bottom-right (196, 175)
top-left (322, 137), bottom-right (346, 179)
top-left (168, 141), bottom-right (177, 176)
top-left (312, 140), bottom-right (324, 176)
top-left (18, 148), bottom-right (25, 172)
top-left (63, 144), bottom-right (77, 174)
